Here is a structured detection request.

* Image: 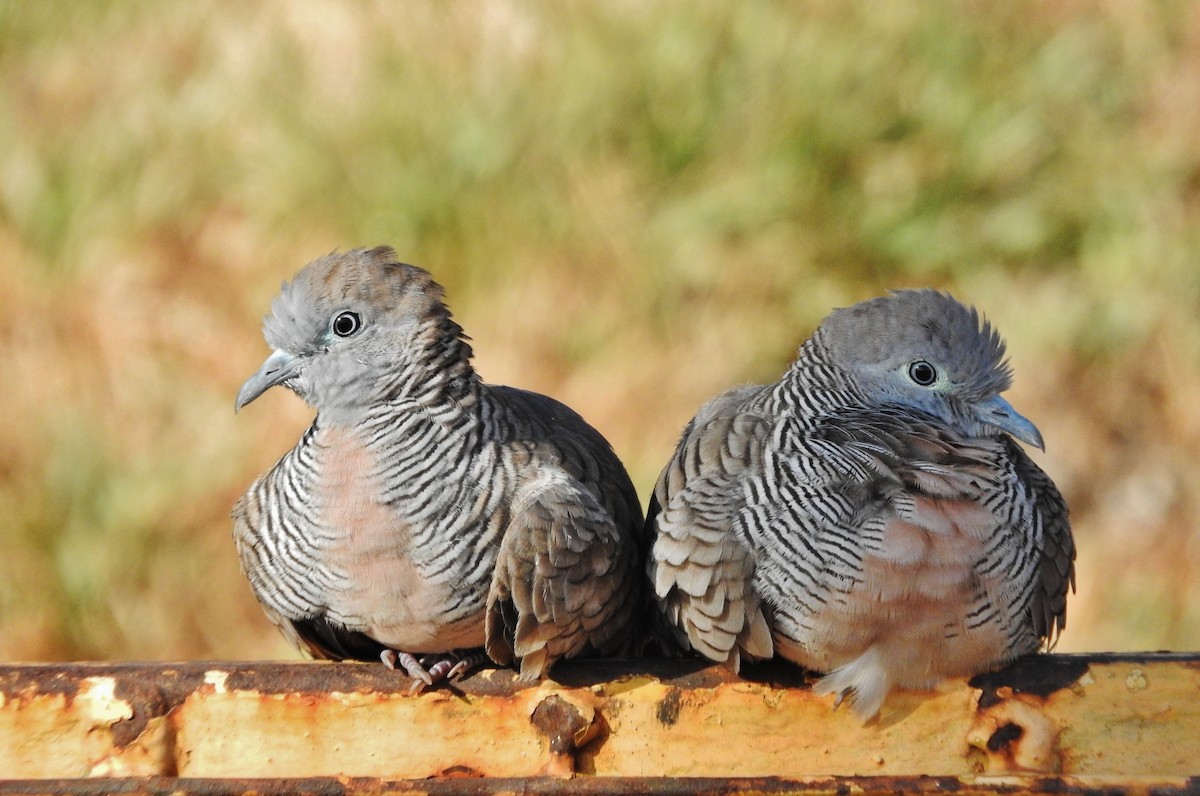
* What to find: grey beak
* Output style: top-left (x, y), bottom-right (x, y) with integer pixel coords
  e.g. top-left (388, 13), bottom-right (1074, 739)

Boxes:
top-left (236, 349), bottom-right (301, 413)
top-left (974, 394), bottom-right (1045, 451)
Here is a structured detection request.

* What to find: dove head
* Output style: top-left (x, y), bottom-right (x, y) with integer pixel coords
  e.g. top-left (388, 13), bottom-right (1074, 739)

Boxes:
top-left (817, 289), bottom-right (1044, 449)
top-left (236, 246), bottom-right (476, 420)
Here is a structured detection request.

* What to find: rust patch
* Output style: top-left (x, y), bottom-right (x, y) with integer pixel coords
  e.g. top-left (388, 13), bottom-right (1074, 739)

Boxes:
top-left (0, 667), bottom-right (85, 702)
top-left (108, 677), bottom-right (171, 750)
top-left (986, 722), bottom-right (1024, 753)
top-left (530, 694), bottom-right (594, 755)
top-left (436, 765), bottom-right (486, 778)
top-left (214, 659), bottom-right (542, 698)
top-left (655, 687), bottom-right (682, 726)
top-left (968, 693), bottom-right (1062, 774)
top-left (549, 657), bottom-right (728, 690)
top-left (221, 660), bottom-right (410, 695)
top-left (529, 693), bottom-right (600, 776)
top-left (970, 655), bottom-right (1090, 708)
top-left (0, 663), bottom-right (205, 756)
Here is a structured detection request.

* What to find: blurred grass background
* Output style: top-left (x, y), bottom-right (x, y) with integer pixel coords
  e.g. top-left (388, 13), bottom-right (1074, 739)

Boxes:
top-left (0, 1), bottom-right (1197, 661)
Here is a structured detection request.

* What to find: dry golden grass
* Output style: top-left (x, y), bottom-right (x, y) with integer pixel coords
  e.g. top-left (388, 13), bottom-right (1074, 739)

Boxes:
top-left (0, 1), bottom-right (1198, 661)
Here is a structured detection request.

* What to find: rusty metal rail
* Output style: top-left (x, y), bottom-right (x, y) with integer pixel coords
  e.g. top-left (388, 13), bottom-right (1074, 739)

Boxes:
top-left (0, 655), bottom-right (1197, 794)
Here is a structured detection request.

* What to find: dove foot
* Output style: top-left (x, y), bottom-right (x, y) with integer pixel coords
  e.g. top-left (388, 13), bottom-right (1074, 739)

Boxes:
top-left (380, 648), bottom-right (489, 693)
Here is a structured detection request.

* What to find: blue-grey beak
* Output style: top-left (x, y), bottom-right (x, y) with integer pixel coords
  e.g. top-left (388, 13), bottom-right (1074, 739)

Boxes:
top-left (236, 349), bottom-right (301, 413)
top-left (974, 394), bottom-right (1044, 451)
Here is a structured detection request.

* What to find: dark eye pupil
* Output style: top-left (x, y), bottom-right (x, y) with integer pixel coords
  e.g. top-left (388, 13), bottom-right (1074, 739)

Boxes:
top-left (909, 361), bottom-right (936, 386)
top-left (333, 312), bottom-right (361, 337)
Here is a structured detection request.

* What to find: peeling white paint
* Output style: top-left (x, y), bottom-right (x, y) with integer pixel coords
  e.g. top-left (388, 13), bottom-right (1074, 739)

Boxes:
top-left (78, 677), bottom-right (133, 726)
top-left (204, 669), bottom-right (230, 694)
top-left (1125, 669), bottom-right (1149, 690)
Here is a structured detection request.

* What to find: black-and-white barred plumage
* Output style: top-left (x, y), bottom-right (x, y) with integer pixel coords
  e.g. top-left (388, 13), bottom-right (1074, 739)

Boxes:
top-left (648, 289), bottom-right (1074, 719)
top-left (233, 246), bottom-right (642, 683)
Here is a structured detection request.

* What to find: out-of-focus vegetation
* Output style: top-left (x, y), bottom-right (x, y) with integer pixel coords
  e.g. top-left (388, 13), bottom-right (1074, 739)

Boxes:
top-left (1, 2), bottom-right (1197, 661)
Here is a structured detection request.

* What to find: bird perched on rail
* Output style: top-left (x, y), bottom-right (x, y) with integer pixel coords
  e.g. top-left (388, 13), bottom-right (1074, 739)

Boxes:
top-left (647, 290), bottom-right (1074, 719)
top-left (233, 246), bottom-right (643, 688)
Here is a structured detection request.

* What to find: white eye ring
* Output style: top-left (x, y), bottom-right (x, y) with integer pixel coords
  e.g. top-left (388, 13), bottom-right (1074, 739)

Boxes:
top-left (907, 360), bottom-right (937, 386)
top-left (332, 311), bottom-right (363, 337)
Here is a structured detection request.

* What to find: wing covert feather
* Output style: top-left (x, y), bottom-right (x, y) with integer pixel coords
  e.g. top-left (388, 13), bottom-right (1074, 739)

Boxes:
top-left (486, 476), bottom-right (636, 680)
top-left (1004, 437), bottom-right (1074, 645)
top-left (649, 389), bottom-right (773, 671)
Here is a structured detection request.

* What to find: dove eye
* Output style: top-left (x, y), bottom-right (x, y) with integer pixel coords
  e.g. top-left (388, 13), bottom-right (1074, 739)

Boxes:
top-left (907, 360), bottom-right (938, 386)
top-left (332, 311), bottom-right (363, 338)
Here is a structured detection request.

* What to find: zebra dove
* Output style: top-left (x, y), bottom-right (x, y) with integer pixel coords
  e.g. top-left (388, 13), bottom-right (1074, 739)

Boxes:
top-left (233, 246), bottom-right (643, 686)
top-left (647, 290), bottom-right (1074, 719)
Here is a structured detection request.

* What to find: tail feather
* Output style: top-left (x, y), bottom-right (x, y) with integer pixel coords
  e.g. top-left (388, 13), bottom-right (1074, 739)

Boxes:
top-left (811, 645), bottom-right (890, 721)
